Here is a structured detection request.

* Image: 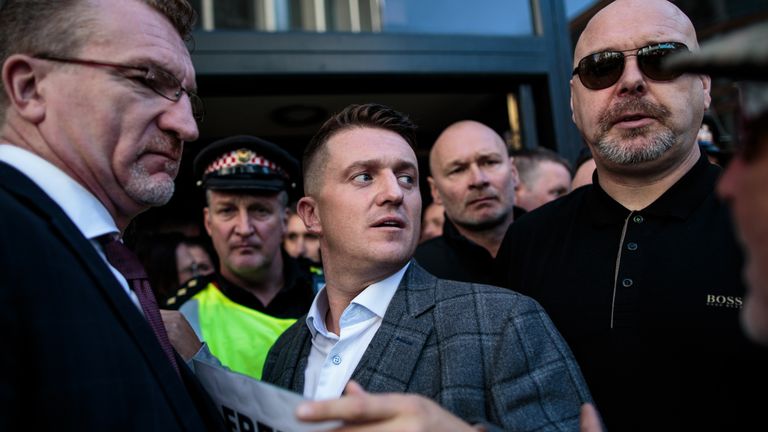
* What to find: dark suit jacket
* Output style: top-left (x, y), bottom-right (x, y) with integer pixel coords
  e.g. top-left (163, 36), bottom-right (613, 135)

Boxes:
top-left (0, 162), bottom-right (224, 431)
top-left (263, 263), bottom-right (591, 432)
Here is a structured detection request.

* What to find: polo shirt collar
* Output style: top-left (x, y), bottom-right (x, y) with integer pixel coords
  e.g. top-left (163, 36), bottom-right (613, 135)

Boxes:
top-left (588, 153), bottom-right (718, 226)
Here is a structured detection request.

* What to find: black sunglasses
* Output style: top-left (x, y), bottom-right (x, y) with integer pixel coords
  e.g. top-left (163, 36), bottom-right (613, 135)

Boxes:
top-left (572, 42), bottom-right (689, 90)
top-left (34, 54), bottom-right (205, 122)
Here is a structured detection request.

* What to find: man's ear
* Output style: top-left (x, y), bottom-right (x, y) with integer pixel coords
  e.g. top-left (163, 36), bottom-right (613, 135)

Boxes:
top-left (427, 176), bottom-right (443, 206)
top-left (700, 74), bottom-right (712, 110)
top-left (570, 79), bottom-right (577, 124)
top-left (281, 206), bottom-right (289, 232)
top-left (203, 207), bottom-right (212, 236)
top-left (509, 157), bottom-right (520, 187)
top-left (2, 54), bottom-right (48, 124)
top-left (297, 196), bottom-right (321, 235)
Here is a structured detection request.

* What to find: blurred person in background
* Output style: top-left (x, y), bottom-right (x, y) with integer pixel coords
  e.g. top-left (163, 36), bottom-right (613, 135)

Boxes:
top-left (136, 232), bottom-right (215, 302)
top-left (571, 146), bottom-right (596, 189)
top-left (284, 206), bottom-right (321, 264)
top-left (419, 201), bottom-right (444, 243)
top-left (513, 147), bottom-right (572, 212)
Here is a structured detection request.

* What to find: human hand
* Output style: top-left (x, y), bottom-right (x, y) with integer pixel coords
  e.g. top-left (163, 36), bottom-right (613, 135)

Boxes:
top-left (295, 380), bottom-right (479, 432)
top-left (579, 403), bottom-right (603, 432)
top-left (160, 309), bottom-right (202, 360)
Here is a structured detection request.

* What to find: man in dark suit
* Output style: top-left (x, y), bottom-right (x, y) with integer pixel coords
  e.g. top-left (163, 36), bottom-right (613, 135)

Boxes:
top-left (0, 0), bottom-right (223, 430)
top-left (262, 103), bottom-right (591, 431)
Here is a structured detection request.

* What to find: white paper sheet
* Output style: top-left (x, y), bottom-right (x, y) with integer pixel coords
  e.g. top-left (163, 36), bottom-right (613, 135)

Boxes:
top-left (194, 359), bottom-right (342, 432)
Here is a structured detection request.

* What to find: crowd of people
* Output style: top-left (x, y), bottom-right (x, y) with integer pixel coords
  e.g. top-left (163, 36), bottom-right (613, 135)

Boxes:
top-left (1, 0), bottom-right (767, 431)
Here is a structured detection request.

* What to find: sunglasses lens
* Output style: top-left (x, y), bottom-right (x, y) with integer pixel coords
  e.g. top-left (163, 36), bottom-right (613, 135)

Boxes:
top-left (578, 52), bottom-right (625, 90)
top-left (638, 43), bottom-right (687, 81)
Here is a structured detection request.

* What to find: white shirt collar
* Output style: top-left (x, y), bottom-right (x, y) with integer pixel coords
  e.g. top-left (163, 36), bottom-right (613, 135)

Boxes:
top-left (306, 262), bottom-right (410, 337)
top-left (0, 145), bottom-right (119, 239)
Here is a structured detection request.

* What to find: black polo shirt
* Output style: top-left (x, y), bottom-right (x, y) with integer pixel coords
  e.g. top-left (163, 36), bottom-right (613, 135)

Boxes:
top-left (414, 207), bottom-right (524, 284)
top-left (494, 153), bottom-right (768, 432)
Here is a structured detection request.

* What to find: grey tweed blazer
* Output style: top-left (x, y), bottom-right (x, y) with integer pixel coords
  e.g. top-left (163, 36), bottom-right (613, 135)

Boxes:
top-left (263, 262), bottom-right (591, 431)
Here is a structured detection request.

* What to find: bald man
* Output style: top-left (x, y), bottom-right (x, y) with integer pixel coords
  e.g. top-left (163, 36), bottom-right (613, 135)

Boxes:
top-left (495, 1), bottom-right (767, 431)
top-left (414, 120), bottom-right (521, 283)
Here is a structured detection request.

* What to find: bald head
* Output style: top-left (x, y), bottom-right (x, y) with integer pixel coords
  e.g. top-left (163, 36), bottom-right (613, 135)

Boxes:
top-left (576, 0), bottom-right (698, 61)
top-left (570, 0), bottom-right (710, 175)
top-left (429, 121), bottom-right (507, 174)
top-left (427, 120), bottom-right (518, 238)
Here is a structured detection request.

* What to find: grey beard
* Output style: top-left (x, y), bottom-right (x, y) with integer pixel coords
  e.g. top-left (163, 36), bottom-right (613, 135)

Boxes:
top-left (594, 97), bottom-right (675, 165)
top-left (125, 163), bottom-right (176, 206)
top-left (595, 128), bottom-right (675, 165)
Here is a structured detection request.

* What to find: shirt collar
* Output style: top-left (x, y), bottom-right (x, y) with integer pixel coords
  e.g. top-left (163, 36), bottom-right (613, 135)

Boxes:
top-left (442, 207), bottom-right (525, 253)
top-left (588, 152), bottom-right (718, 225)
top-left (0, 145), bottom-right (118, 239)
top-left (306, 262), bottom-right (410, 337)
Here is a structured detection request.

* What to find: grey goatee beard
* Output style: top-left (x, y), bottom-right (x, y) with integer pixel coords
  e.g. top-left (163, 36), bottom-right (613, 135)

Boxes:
top-left (594, 98), bottom-right (675, 165)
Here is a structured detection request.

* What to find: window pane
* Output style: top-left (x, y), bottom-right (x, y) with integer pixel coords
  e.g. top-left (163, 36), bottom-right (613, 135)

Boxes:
top-left (193, 0), bottom-right (534, 35)
top-left (380, 0), bottom-right (533, 36)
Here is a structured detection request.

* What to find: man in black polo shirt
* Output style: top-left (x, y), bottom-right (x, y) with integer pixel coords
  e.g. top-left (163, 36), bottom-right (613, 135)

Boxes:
top-left (415, 120), bottom-right (521, 283)
top-left (495, 1), bottom-right (768, 431)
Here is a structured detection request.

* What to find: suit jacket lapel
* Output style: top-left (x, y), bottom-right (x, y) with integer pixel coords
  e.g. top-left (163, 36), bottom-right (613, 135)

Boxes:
top-left (290, 328), bottom-right (313, 393)
top-left (352, 262), bottom-right (436, 393)
top-left (0, 163), bottom-right (200, 425)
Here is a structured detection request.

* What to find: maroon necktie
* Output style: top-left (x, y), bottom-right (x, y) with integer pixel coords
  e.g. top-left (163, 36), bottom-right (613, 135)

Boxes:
top-left (101, 237), bottom-right (180, 376)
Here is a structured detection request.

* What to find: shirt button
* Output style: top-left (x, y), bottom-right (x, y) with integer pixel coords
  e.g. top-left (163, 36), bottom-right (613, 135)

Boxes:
top-left (331, 355), bottom-right (342, 365)
top-left (627, 242), bottom-right (638, 251)
top-left (622, 278), bottom-right (634, 287)
top-left (633, 215), bottom-right (644, 223)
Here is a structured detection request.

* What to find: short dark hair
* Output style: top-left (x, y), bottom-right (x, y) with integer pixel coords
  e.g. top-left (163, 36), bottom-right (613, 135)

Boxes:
top-left (303, 103), bottom-right (417, 195)
top-left (0, 0), bottom-right (196, 117)
top-left (512, 147), bottom-right (572, 186)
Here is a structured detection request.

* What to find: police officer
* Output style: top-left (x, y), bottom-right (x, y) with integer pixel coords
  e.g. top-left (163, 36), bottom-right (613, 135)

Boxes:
top-left (164, 135), bottom-right (316, 379)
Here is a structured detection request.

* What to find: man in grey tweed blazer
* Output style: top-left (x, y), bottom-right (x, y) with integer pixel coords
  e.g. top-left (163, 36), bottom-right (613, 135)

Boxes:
top-left (262, 103), bottom-right (592, 431)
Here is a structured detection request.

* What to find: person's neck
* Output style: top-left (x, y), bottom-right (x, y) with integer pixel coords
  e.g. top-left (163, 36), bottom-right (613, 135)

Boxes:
top-left (453, 213), bottom-right (513, 258)
top-left (321, 256), bottom-right (404, 335)
top-left (596, 145), bottom-right (700, 211)
top-left (223, 252), bottom-right (285, 306)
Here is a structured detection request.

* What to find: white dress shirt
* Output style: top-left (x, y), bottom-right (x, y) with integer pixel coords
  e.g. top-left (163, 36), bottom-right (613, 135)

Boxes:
top-left (303, 263), bottom-right (409, 400)
top-left (0, 144), bottom-right (140, 309)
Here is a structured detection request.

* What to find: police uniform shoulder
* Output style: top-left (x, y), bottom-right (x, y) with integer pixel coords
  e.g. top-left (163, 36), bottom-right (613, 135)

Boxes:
top-left (163, 273), bottom-right (214, 309)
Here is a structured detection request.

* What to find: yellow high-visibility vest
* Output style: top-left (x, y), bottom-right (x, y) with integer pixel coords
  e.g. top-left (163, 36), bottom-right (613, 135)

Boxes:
top-left (194, 283), bottom-right (297, 379)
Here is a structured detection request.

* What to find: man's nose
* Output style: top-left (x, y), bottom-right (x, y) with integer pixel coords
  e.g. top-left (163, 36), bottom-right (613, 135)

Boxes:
top-left (377, 172), bottom-right (405, 205)
top-left (616, 56), bottom-right (648, 97)
top-left (468, 164), bottom-right (490, 188)
top-left (234, 210), bottom-right (254, 236)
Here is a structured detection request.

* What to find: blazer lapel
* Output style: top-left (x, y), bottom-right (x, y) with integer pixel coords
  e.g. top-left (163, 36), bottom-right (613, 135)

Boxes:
top-left (279, 325), bottom-right (313, 393)
top-left (0, 163), bottom-right (200, 425)
top-left (352, 262), bottom-right (436, 393)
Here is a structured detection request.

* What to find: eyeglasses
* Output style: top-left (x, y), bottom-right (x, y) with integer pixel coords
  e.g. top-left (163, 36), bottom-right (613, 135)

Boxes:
top-left (572, 42), bottom-right (689, 90)
top-left (34, 54), bottom-right (204, 122)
